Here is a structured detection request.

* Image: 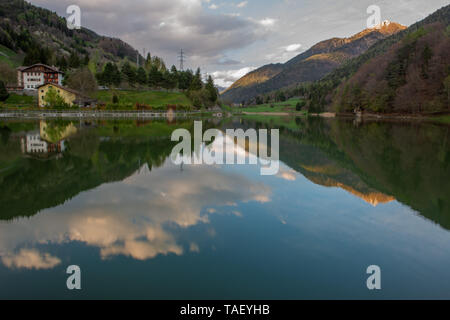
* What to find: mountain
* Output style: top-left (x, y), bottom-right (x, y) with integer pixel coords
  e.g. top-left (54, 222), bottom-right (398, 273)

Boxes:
top-left (284, 4), bottom-right (450, 114)
top-left (221, 21), bottom-right (406, 103)
top-left (223, 63), bottom-right (284, 102)
top-left (216, 85), bottom-right (228, 94)
top-left (331, 8), bottom-right (450, 113)
top-left (0, 0), bottom-right (142, 68)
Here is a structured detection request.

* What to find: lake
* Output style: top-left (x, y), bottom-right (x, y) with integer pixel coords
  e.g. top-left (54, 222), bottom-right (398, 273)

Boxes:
top-left (0, 116), bottom-right (449, 299)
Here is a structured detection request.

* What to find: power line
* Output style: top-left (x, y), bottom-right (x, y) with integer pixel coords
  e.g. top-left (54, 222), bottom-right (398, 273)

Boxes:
top-left (178, 49), bottom-right (186, 71)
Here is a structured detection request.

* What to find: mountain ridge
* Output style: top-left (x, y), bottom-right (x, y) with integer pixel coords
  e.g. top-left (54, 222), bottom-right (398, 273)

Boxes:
top-left (295, 4), bottom-right (450, 114)
top-left (221, 22), bottom-right (406, 103)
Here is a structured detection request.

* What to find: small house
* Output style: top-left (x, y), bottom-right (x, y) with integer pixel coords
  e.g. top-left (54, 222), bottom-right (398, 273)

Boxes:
top-left (37, 83), bottom-right (97, 108)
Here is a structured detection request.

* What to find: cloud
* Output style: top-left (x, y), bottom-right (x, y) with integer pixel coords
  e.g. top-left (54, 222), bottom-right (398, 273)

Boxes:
top-left (236, 1), bottom-right (248, 8)
top-left (27, 0), bottom-right (450, 76)
top-left (285, 43), bottom-right (302, 52)
top-left (0, 163), bottom-right (271, 264)
top-left (2, 249), bottom-right (61, 270)
top-left (259, 18), bottom-right (277, 27)
top-left (190, 243), bottom-right (200, 252)
top-left (276, 168), bottom-right (297, 181)
top-left (28, 0), bottom-right (274, 68)
top-left (215, 58), bottom-right (243, 66)
top-left (211, 67), bottom-right (255, 87)
top-left (264, 43), bottom-right (303, 63)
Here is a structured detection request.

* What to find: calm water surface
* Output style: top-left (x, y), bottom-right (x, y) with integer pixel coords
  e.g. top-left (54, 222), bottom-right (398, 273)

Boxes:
top-left (0, 117), bottom-right (449, 299)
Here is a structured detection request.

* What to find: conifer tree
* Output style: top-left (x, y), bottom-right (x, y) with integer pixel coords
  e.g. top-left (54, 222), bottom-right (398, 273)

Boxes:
top-left (0, 81), bottom-right (9, 102)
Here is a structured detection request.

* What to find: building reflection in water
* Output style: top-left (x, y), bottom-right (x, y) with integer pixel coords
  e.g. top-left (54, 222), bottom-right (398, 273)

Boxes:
top-left (21, 130), bottom-right (66, 158)
top-left (20, 121), bottom-right (77, 159)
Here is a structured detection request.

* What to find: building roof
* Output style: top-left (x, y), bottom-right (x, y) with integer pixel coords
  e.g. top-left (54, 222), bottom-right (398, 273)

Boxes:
top-left (37, 83), bottom-right (97, 102)
top-left (17, 63), bottom-right (64, 74)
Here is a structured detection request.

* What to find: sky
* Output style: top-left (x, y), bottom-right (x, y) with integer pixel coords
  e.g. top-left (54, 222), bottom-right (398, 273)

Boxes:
top-left (28, 0), bottom-right (450, 88)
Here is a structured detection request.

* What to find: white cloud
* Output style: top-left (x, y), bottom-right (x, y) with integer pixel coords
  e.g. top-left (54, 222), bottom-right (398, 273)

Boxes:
top-left (276, 168), bottom-right (297, 181)
top-left (264, 43), bottom-right (303, 63)
top-left (285, 43), bottom-right (302, 52)
top-left (2, 249), bottom-right (61, 270)
top-left (259, 18), bottom-right (277, 27)
top-left (211, 67), bottom-right (256, 87)
top-left (236, 1), bottom-right (248, 8)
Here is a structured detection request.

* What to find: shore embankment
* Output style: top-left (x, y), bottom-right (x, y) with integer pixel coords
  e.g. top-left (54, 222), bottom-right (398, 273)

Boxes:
top-left (0, 110), bottom-right (211, 119)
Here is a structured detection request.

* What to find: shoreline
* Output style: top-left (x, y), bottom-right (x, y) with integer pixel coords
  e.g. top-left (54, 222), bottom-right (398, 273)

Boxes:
top-left (241, 111), bottom-right (308, 116)
top-left (240, 110), bottom-right (449, 124)
top-left (336, 112), bottom-right (450, 124)
top-left (0, 110), bottom-right (210, 119)
top-left (1, 109), bottom-right (448, 124)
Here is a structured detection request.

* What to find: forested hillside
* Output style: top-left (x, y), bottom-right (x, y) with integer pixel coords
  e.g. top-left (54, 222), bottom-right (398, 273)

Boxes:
top-left (332, 22), bottom-right (450, 113)
top-left (221, 22), bottom-right (405, 104)
top-left (0, 0), bottom-right (141, 69)
top-left (272, 4), bottom-right (450, 114)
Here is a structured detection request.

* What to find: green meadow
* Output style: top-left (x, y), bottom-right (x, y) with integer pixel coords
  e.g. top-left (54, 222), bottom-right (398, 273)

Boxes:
top-left (0, 94), bottom-right (36, 108)
top-left (236, 98), bottom-right (306, 113)
top-left (96, 90), bottom-right (193, 107)
top-left (0, 44), bottom-right (23, 67)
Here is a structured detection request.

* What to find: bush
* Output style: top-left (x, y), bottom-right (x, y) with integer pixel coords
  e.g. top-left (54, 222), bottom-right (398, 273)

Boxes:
top-left (0, 81), bottom-right (9, 102)
top-left (43, 87), bottom-right (70, 109)
top-left (296, 100), bottom-right (306, 111)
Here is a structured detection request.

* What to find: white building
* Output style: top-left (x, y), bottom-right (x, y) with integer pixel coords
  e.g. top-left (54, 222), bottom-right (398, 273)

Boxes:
top-left (21, 131), bottom-right (48, 153)
top-left (21, 131), bottom-right (66, 155)
top-left (17, 63), bottom-right (64, 90)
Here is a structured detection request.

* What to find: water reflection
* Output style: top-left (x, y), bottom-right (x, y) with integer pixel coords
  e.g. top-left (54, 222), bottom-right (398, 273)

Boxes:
top-left (19, 121), bottom-right (77, 159)
top-left (0, 119), bottom-right (274, 269)
top-left (0, 117), bottom-right (449, 298)
top-left (0, 162), bottom-right (270, 268)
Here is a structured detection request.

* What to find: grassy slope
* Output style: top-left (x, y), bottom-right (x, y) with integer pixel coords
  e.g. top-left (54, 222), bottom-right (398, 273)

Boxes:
top-left (235, 98), bottom-right (306, 113)
top-left (0, 94), bottom-right (36, 108)
top-left (1, 91), bottom-right (192, 110)
top-left (96, 90), bottom-right (193, 107)
top-left (0, 44), bottom-right (23, 67)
